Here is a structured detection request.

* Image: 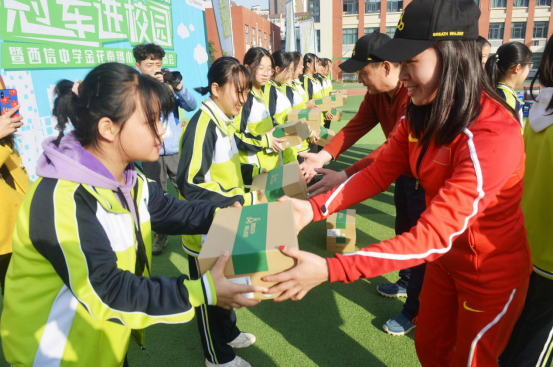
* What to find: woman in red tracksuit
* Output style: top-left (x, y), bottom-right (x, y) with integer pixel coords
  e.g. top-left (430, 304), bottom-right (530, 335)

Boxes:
top-left (263, 0), bottom-right (532, 366)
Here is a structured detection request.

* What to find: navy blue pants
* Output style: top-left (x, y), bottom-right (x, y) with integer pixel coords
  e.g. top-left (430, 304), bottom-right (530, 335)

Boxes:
top-left (393, 175), bottom-right (427, 321)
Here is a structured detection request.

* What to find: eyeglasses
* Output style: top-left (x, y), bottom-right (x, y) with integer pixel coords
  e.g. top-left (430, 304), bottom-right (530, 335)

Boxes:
top-left (256, 68), bottom-right (274, 76)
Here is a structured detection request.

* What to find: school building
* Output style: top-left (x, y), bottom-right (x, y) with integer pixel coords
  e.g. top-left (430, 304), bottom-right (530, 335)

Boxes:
top-left (310, 0), bottom-right (552, 80)
top-left (205, 5), bottom-right (282, 61)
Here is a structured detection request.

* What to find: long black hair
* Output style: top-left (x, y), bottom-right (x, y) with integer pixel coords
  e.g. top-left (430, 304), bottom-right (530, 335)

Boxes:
top-left (303, 53), bottom-right (318, 74)
top-left (291, 52), bottom-right (302, 72)
top-left (243, 47), bottom-right (274, 74)
top-left (531, 36), bottom-right (553, 113)
top-left (52, 62), bottom-right (174, 148)
top-left (485, 41), bottom-right (532, 87)
top-left (408, 40), bottom-right (516, 149)
top-left (194, 57), bottom-right (252, 104)
top-left (272, 50), bottom-right (293, 73)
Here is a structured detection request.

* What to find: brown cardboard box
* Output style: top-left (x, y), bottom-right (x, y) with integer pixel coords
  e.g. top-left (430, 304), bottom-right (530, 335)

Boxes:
top-left (271, 119), bottom-right (310, 148)
top-left (198, 201), bottom-right (298, 301)
top-left (316, 126), bottom-right (336, 147)
top-left (329, 94), bottom-right (344, 108)
top-left (331, 89), bottom-right (348, 96)
top-left (329, 108), bottom-right (342, 122)
top-left (326, 209), bottom-right (356, 253)
top-left (313, 96), bottom-right (332, 111)
top-left (251, 161), bottom-right (307, 203)
top-left (287, 108), bottom-right (322, 131)
top-left (331, 90), bottom-right (348, 104)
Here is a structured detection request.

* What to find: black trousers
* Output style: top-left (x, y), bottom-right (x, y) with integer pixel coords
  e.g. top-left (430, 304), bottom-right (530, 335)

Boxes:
top-left (0, 252), bottom-right (12, 296)
top-left (188, 255), bottom-right (240, 364)
top-left (393, 176), bottom-right (427, 321)
top-left (500, 271), bottom-right (553, 367)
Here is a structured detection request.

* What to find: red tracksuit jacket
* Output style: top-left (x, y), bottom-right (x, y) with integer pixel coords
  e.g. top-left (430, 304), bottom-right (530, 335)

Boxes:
top-left (322, 85), bottom-right (410, 177)
top-left (311, 95), bottom-right (532, 288)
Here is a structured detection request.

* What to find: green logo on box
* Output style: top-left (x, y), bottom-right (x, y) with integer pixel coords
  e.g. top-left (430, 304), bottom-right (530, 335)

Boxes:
top-left (265, 166), bottom-right (285, 202)
top-left (233, 204), bottom-right (269, 275)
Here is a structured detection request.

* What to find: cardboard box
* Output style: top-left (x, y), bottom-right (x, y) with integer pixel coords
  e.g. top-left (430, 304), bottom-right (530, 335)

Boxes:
top-left (331, 89), bottom-right (348, 96)
top-left (331, 90), bottom-right (348, 104)
top-left (313, 96), bottom-right (332, 111)
top-left (330, 108), bottom-right (342, 122)
top-left (316, 126), bottom-right (336, 147)
top-left (271, 119), bottom-right (310, 148)
top-left (326, 209), bottom-right (356, 253)
top-left (251, 161), bottom-right (307, 202)
top-left (287, 108), bottom-right (322, 131)
top-left (198, 201), bottom-right (298, 300)
top-left (329, 94), bottom-right (344, 108)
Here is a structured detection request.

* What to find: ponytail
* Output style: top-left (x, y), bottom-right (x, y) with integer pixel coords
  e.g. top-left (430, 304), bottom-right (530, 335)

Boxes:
top-left (194, 86), bottom-right (211, 95)
top-left (303, 53), bottom-right (317, 74)
top-left (51, 62), bottom-right (174, 149)
top-left (485, 41), bottom-right (532, 87)
top-left (195, 57), bottom-right (252, 104)
top-left (52, 80), bottom-right (79, 147)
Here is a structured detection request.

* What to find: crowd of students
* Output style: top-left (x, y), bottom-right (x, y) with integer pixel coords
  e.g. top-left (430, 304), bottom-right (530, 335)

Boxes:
top-left (0, 0), bottom-right (551, 366)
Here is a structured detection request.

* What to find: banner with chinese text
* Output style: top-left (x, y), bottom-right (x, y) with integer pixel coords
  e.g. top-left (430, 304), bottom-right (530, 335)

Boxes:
top-left (285, 1), bottom-right (296, 52)
top-left (211, 0), bottom-right (234, 57)
top-left (0, 0), bottom-right (210, 179)
top-left (299, 19), bottom-right (315, 55)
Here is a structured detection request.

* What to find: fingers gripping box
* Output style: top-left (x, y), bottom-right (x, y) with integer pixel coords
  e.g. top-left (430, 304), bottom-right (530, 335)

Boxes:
top-left (251, 161), bottom-right (307, 203)
top-left (326, 209), bottom-right (356, 253)
top-left (198, 201), bottom-right (299, 301)
top-left (329, 108), bottom-right (342, 122)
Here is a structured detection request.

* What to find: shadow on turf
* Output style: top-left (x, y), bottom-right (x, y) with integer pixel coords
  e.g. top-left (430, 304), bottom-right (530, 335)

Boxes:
top-left (246, 212), bottom-right (415, 367)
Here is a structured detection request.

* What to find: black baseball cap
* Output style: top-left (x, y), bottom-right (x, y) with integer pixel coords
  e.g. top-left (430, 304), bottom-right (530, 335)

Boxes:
top-left (339, 32), bottom-right (391, 73)
top-left (370, 0), bottom-right (480, 63)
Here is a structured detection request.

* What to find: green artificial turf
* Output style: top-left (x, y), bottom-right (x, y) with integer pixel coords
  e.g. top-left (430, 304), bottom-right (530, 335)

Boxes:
top-left (0, 86), bottom-right (421, 367)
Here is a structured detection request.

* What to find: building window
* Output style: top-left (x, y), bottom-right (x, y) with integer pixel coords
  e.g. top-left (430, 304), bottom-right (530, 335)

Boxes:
top-left (365, 0), bottom-right (380, 13)
top-left (343, 28), bottom-right (357, 45)
top-left (316, 29), bottom-right (320, 53)
top-left (364, 26), bottom-right (379, 34)
top-left (536, 0), bottom-right (551, 6)
top-left (532, 52), bottom-right (542, 70)
top-left (343, 0), bottom-right (359, 14)
top-left (310, 0), bottom-right (321, 22)
top-left (489, 22), bottom-right (505, 40)
top-left (387, 0), bottom-right (403, 12)
top-left (259, 33), bottom-right (262, 48)
top-left (245, 25), bottom-right (249, 45)
top-left (264, 32), bottom-right (267, 48)
top-left (513, 0), bottom-right (529, 6)
top-left (511, 22), bottom-right (526, 39)
top-left (252, 28), bottom-right (256, 46)
top-left (491, 0), bottom-right (507, 7)
top-left (385, 26), bottom-right (396, 38)
top-left (533, 21), bottom-right (549, 38)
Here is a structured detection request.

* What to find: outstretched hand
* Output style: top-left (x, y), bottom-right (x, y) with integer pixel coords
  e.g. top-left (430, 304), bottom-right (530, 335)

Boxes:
top-left (210, 251), bottom-right (268, 309)
top-left (263, 246), bottom-right (329, 302)
top-left (277, 196), bottom-right (314, 234)
top-left (307, 168), bottom-right (347, 197)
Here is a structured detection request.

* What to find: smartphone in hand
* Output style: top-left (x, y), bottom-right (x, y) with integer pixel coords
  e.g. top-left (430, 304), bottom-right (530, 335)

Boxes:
top-left (0, 89), bottom-right (20, 117)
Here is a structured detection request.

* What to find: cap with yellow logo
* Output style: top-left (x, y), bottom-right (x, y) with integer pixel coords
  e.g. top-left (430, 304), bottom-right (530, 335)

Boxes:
top-left (370, 0), bottom-right (480, 63)
top-left (339, 32), bottom-right (392, 73)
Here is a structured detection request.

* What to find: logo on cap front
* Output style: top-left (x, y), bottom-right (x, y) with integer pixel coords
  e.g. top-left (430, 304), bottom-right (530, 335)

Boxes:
top-left (397, 11), bottom-right (405, 31)
top-left (352, 45), bottom-right (356, 56)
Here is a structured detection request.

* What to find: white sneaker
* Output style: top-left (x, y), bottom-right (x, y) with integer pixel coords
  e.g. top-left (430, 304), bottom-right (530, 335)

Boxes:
top-left (205, 356), bottom-right (251, 367)
top-left (227, 332), bottom-right (256, 349)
